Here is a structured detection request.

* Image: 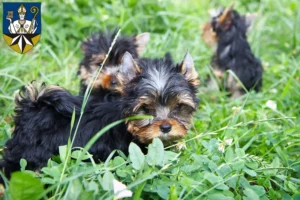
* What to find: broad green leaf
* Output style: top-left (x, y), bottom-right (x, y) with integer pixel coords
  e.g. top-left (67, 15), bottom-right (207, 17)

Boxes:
top-left (41, 177), bottom-right (55, 184)
top-left (179, 176), bottom-right (199, 188)
top-left (245, 161), bottom-right (258, 170)
top-left (226, 176), bottom-right (238, 188)
top-left (279, 191), bottom-right (291, 200)
top-left (264, 157), bottom-right (280, 176)
top-left (202, 138), bottom-right (218, 152)
top-left (271, 156), bottom-right (280, 167)
top-left (212, 155), bottom-right (220, 162)
top-left (216, 183), bottom-right (229, 191)
top-left (232, 160), bottom-right (245, 171)
top-left (207, 193), bottom-right (227, 200)
top-left (287, 182), bottom-right (297, 193)
top-left (71, 150), bottom-right (90, 160)
top-left (292, 194), bottom-right (300, 200)
top-left (163, 151), bottom-right (179, 164)
top-left (9, 172), bottom-right (44, 200)
top-left (243, 188), bottom-right (260, 200)
top-left (65, 179), bottom-right (83, 200)
top-left (208, 161), bottom-right (218, 172)
top-left (116, 168), bottom-right (130, 178)
top-left (101, 171), bottom-right (114, 191)
top-left (129, 142), bottom-right (145, 170)
top-left (239, 177), bottom-right (251, 189)
top-left (41, 166), bottom-right (62, 180)
top-left (20, 159), bottom-right (27, 172)
top-left (79, 191), bottom-right (94, 200)
top-left (157, 185), bottom-right (169, 199)
top-left (236, 148), bottom-right (245, 157)
top-left (113, 156), bottom-right (126, 167)
top-left (243, 167), bottom-right (257, 177)
top-left (193, 155), bottom-right (210, 165)
top-left (235, 194), bottom-right (242, 200)
top-left (250, 185), bottom-right (266, 196)
top-left (217, 164), bottom-right (232, 177)
top-left (84, 180), bottom-right (99, 193)
top-left (225, 148), bottom-right (234, 162)
top-left (147, 138), bottom-right (164, 166)
top-left (181, 165), bottom-right (201, 174)
top-left (204, 173), bottom-right (223, 185)
top-left (260, 195), bottom-right (269, 200)
top-left (59, 145), bottom-right (68, 163)
top-left (168, 185), bottom-right (178, 200)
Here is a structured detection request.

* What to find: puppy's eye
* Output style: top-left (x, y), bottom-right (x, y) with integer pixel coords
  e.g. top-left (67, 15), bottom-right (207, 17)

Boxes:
top-left (174, 103), bottom-right (183, 110)
top-left (96, 62), bottom-right (103, 66)
top-left (141, 105), bottom-right (151, 114)
top-left (174, 103), bottom-right (195, 113)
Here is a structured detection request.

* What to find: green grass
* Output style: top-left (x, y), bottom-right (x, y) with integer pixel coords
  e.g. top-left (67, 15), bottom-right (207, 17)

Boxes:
top-left (0, 0), bottom-right (300, 199)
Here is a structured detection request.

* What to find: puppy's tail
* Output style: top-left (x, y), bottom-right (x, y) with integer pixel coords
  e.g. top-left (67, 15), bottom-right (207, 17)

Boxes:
top-left (15, 82), bottom-right (82, 116)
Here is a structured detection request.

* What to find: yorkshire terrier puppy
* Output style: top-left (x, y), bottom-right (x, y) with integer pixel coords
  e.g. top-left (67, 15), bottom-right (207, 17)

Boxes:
top-left (79, 30), bottom-right (150, 100)
top-left (201, 3), bottom-right (263, 98)
top-left (0, 52), bottom-right (199, 179)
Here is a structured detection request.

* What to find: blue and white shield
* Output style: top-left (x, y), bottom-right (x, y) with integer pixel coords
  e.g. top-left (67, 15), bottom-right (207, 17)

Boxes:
top-left (3, 2), bottom-right (41, 54)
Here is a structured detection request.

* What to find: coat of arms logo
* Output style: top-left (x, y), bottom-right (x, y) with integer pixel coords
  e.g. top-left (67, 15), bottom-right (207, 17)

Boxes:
top-left (3, 2), bottom-right (41, 54)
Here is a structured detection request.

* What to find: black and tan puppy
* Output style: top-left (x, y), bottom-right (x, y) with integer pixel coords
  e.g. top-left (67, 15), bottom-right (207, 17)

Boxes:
top-left (79, 30), bottom-right (149, 100)
top-left (0, 52), bottom-right (199, 180)
top-left (202, 3), bottom-right (263, 98)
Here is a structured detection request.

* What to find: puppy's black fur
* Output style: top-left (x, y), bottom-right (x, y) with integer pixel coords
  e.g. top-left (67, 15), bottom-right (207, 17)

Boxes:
top-left (0, 52), bottom-right (199, 180)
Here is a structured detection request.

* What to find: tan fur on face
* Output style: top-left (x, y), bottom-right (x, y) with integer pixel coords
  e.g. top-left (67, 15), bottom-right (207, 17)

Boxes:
top-left (79, 53), bottom-right (107, 89)
top-left (127, 119), bottom-right (187, 144)
top-left (90, 54), bottom-right (106, 65)
top-left (201, 22), bottom-right (218, 49)
top-left (101, 74), bottom-right (113, 89)
top-left (177, 93), bottom-right (196, 109)
top-left (79, 66), bottom-right (102, 88)
top-left (79, 65), bottom-right (123, 91)
top-left (126, 93), bottom-right (196, 145)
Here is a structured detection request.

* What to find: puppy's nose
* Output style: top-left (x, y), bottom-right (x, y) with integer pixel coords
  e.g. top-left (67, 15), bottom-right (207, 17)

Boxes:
top-left (160, 123), bottom-right (172, 133)
top-left (110, 80), bottom-right (118, 86)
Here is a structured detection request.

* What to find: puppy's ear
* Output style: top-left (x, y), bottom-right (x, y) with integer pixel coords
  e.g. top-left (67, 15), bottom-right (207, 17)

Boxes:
top-left (135, 32), bottom-right (150, 55)
top-left (180, 51), bottom-right (199, 86)
top-left (81, 41), bottom-right (89, 55)
top-left (218, 3), bottom-right (235, 30)
top-left (120, 52), bottom-right (141, 82)
top-left (164, 52), bottom-right (174, 65)
top-left (243, 13), bottom-right (257, 31)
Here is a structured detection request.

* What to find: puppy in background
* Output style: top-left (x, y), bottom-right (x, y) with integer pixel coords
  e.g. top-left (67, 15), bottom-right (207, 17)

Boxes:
top-left (202, 3), bottom-right (263, 98)
top-left (79, 30), bottom-right (149, 100)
